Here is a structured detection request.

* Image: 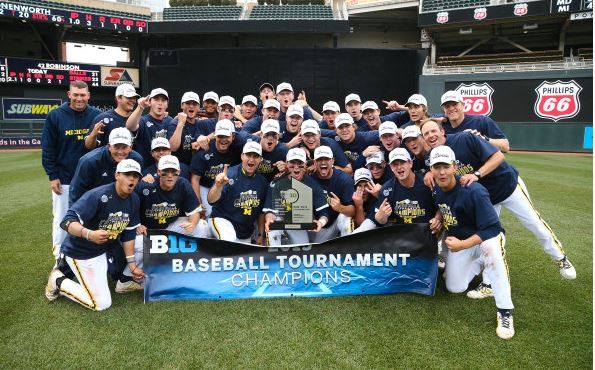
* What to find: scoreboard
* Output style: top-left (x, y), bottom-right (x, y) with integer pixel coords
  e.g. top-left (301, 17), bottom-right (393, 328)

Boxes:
top-left (0, 1), bottom-right (148, 34)
top-left (0, 57), bottom-right (100, 87)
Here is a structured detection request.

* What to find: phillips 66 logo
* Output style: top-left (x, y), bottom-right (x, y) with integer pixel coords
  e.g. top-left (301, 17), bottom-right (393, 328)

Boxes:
top-left (534, 80), bottom-right (582, 122)
top-left (455, 82), bottom-right (494, 116)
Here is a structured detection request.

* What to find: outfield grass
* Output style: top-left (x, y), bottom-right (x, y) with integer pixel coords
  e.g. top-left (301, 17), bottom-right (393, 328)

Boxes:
top-left (0, 151), bottom-right (591, 369)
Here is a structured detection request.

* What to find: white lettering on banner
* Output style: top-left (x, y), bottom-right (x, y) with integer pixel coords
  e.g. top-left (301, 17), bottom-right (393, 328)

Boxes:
top-left (230, 270), bottom-right (352, 288)
top-left (149, 235), bottom-right (169, 253)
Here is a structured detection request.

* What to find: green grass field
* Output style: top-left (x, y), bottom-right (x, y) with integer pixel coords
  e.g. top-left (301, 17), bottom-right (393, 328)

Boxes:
top-left (0, 151), bottom-right (591, 369)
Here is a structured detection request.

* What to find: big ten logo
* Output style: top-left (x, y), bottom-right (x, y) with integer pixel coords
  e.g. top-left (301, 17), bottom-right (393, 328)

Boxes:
top-left (455, 83), bottom-right (494, 116)
top-left (267, 244), bottom-right (311, 253)
top-left (534, 80), bottom-right (582, 122)
top-left (149, 234), bottom-right (197, 254)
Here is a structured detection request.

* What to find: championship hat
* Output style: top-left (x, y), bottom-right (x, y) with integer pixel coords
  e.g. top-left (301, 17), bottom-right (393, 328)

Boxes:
top-left (379, 121), bottom-right (398, 137)
top-left (181, 91), bottom-right (200, 104)
top-left (116, 159), bottom-right (141, 175)
top-left (314, 146), bottom-right (333, 160)
top-left (287, 104), bottom-right (304, 118)
top-left (214, 119), bottom-right (235, 137)
top-left (241, 95), bottom-right (258, 106)
top-left (157, 155), bottom-right (180, 171)
top-left (335, 113), bottom-right (354, 127)
top-left (149, 88), bottom-right (168, 99)
top-left (322, 101), bottom-right (340, 113)
top-left (203, 91), bottom-right (219, 103)
top-left (366, 151), bottom-right (385, 165)
top-left (218, 95), bottom-right (236, 108)
top-left (405, 94), bottom-right (428, 107)
top-left (440, 90), bottom-right (464, 106)
top-left (345, 93), bottom-right (361, 105)
top-left (354, 168), bottom-right (373, 185)
top-left (389, 148), bottom-right (412, 163)
top-left (300, 119), bottom-right (320, 135)
top-left (242, 141), bottom-right (262, 156)
top-left (276, 82), bottom-right (293, 94)
top-left (263, 99), bottom-right (280, 110)
top-left (151, 137), bottom-right (170, 150)
top-left (429, 145), bottom-right (456, 166)
top-left (261, 119), bottom-right (280, 134)
top-left (115, 83), bottom-right (140, 98)
top-left (286, 148), bottom-right (307, 163)
top-left (402, 125), bottom-right (422, 140)
top-left (361, 101), bottom-right (379, 112)
top-left (109, 127), bottom-right (132, 147)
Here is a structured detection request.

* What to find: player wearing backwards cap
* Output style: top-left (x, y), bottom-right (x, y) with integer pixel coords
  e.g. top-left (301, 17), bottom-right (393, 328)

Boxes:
top-left (420, 120), bottom-right (576, 293)
top-left (85, 83), bottom-right (140, 149)
top-left (375, 148), bottom-right (441, 232)
top-left (241, 98), bottom-right (281, 135)
top-left (141, 138), bottom-right (191, 183)
top-left (69, 128), bottom-right (143, 206)
top-left (429, 145), bottom-right (514, 340)
top-left (257, 119), bottom-right (289, 182)
top-left (310, 146), bottom-right (356, 242)
top-left (334, 113), bottom-right (381, 170)
top-left (117, 155), bottom-right (205, 292)
top-left (167, 91), bottom-right (202, 165)
top-left (190, 119), bottom-right (242, 219)
top-left (318, 101), bottom-right (341, 130)
top-left (208, 142), bottom-right (269, 244)
top-left (42, 80), bottom-right (102, 260)
top-left (45, 159), bottom-right (142, 311)
top-left (401, 125), bottom-right (431, 174)
top-left (365, 151), bottom-right (392, 186)
top-left (264, 148), bottom-right (330, 245)
top-left (126, 88), bottom-right (174, 167)
top-left (299, 120), bottom-right (352, 175)
top-left (198, 91), bottom-right (219, 120)
top-left (360, 101), bottom-right (410, 132)
top-left (351, 168), bottom-right (382, 233)
top-left (440, 90), bottom-right (510, 153)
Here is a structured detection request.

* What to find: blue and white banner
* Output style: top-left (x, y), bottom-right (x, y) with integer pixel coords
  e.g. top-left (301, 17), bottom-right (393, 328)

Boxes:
top-left (1, 97), bottom-right (61, 120)
top-left (143, 224), bottom-right (438, 302)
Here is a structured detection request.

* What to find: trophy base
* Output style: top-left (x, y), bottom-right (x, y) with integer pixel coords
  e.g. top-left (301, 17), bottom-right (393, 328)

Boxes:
top-left (269, 222), bottom-right (316, 231)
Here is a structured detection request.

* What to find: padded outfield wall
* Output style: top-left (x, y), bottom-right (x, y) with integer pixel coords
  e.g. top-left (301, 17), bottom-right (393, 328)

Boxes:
top-left (419, 69), bottom-right (593, 152)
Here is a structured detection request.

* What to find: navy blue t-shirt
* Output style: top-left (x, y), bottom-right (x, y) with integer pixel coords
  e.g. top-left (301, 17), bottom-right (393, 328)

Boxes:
top-left (166, 117), bottom-right (202, 165)
top-left (136, 177), bottom-right (199, 229)
top-left (94, 109), bottom-right (129, 146)
top-left (443, 114), bottom-right (507, 139)
top-left (258, 143), bottom-right (289, 182)
top-left (190, 140), bottom-right (242, 188)
top-left (313, 169), bottom-right (355, 227)
top-left (375, 174), bottom-right (436, 225)
top-left (433, 180), bottom-right (504, 241)
top-left (61, 183), bottom-right (140, 259)
top-left (337, 131), bottom-right (381, 170)
top-left (241, 116), bottom-right (264, 135)
top-left (141, 161), bottom-right (191, 182)
top-left (264, 174), bottom-right (330, 221)
top-left (195, 118), bottom-right (218, 137)
top-left (210, 165), bottom-right (269, 239)
top-left (133, 114), bottom-right (173, 167)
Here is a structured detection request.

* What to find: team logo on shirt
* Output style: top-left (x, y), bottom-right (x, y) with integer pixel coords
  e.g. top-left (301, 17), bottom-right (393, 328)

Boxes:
top-left (98, 211), bottom-right (130, 240)
top-left (437, 204), bottom-right (457, 230)
top-left (155, 128), bottom-right (167, 139)
top-left (103, 117), bottom-right (110, 124)
top-left (393, 199), bottom-right (426, 224)
top-left (234, 190), bottom-right (261, 216)
top-left (63, 128), bottom-right (90, 141)
top-left (344, 151), bottom-right (360, 163)
top-left (258, 160), bottom-right (274, 175)
top-left (101, 194), bottom-right (109, 203)
top-left (534, 80), bottom-right (582, 122)
top-left (145, 202), bottom-right (180, 224)
top-left (454, 83), bottom-right (495, 116)
top-left (205, 163), bottom-right (226, 181)
top-left (454, 160), bottom-right (475, 177)
top-left (183, 135), bottom-right (193, 151)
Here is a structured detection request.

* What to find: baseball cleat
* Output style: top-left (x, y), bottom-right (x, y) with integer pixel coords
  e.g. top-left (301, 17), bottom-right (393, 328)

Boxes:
top-left (556, 256), bottom-right (576, 280)
top-left (115, 279), bottom-right (144, 293)
top-left (45, 268), bottom-right (64, 301)
top-left (496, 311), bottom-right (515, 340)
top-left (466, 282), bottom-right (494, 299)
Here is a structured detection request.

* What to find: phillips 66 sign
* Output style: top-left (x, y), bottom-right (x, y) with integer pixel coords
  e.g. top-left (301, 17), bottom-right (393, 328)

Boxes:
top-left (534, 80), bottom-right (582, 122)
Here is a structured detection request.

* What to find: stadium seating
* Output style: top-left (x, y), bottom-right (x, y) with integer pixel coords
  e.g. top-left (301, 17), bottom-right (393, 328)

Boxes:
top-left (163, 6), bottom-right (242, 21)
top-left (250, 4), bottom-right (334, 20)
top-left (421, 0), bottom-right (490, 12)
top-left (436, 50), bottom-right (564, 66)
top-left (578, 48), bottom-right (593, 59)
top-left (21, 0), bottom-right (151, 20)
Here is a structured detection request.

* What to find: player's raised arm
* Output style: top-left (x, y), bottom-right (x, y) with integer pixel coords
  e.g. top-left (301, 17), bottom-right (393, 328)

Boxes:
top-left (126, 95), bottom-right (150, 132)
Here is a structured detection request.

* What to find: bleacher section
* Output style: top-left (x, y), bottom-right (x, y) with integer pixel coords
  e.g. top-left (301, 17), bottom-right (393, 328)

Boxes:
top-left (250, 5), bottom-right (334, 20)
top-left (421, 0), bottom-right (489, 12)
top-left (17, 0), bottom-right (151, 20)
top-left (163, 6), bottom-right (242, 21)
top-left (436, 50), bottom-right (564, 66)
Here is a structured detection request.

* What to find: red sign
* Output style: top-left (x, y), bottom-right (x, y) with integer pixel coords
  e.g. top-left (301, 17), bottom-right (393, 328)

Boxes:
top-left (513, 3), bottom-right (528, 16)
top-left (436, 11), bottom-right (449, 24)
top-left (534, 80), bottom-right (582, 122)
top-left (455, 82), bottom-right (495, 116)
top-left (474, 8), bottom-right (487, 20)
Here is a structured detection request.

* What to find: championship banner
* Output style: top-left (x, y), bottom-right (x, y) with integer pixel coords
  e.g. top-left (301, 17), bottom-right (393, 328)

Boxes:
top-left (2, 97), bottom-right (61, 120)
top-left (143, 224), bottom-right (438, 302)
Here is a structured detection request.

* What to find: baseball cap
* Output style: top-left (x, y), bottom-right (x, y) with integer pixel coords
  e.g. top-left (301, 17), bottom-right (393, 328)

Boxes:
top-left (218, 95), bottom-right (236, 108)
top-left (335, 113), bottom-right (354, 127)
top-left (261, 119), bottom-right (280, 134)
top-left (389, 148), bottom-right (412, 163)
top-left (151, 137), bottom-right (170, 150)
top-left (429, 145), bottom-right (456, 166)
top-left (366, 151), bottom-right (385, 165)
top-left (116, 159), bottom-right (141, 175)
top-left (149, 88), bottom-right (168, 99)
top-left (405, 94), bottom-right (428, 107)
top-left (181, 91), bottom-right (200, 104)
top-left (440, 90), bottom-right (464, 106)
top-left (286, 148), bottom-right (307, 163)
top-left (214, 119), bottom-right (235, 137)
top-left (300, 119), bottom-right (320, 135)
top-left (287, 104), bottom-right (304, 118)
top-left (402, 125), bottom-right (422, 140)
top-left (259, 82), bottom-right (274, 92)
top-left (108, 127), bottom-right (132, 147)
top-left (379, 121), bottom-right (398, 137)
top-left (322, 101), bottom-right (340, 113)
top-left (203, 91), bottom-right (219, 103)
top-left (276, 82), bottom-right (293, 94)
top-left (361, 101), bottom-right (379, 112)
top-left (314, 146), bottom-right (333, 160)
top-left (345, 93), bottom-right (361, 105)
top-left (241, 95), bottom-right (258, 106)
top-left (242, 141), bottom-right (262, 156)
top-left (263, 99), bottom-right (280, 110)
top-left (157, 155), bottom-right (180, 171)
top-left (115, 83), bottom-right (139, 98)
top-left (354, 168), bottom-right (373, 185)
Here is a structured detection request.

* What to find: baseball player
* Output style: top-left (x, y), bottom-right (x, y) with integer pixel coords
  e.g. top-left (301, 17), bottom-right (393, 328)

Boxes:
top-left (199, 91), bottom-right (219, 120)
top-left (194, 95), bottom-right (237, 138)
top-left (360, 101), bottom-right (409, 132)
top-left (351, 168), bottom-right (381, 233)
top-left (69, 128), bottom-right (143, 206)
top-left (241, 98), bottom-right (281, 135)
top-left (85, 83), bottom-right (140, 149)
top-left (401, 125), bottom-right (431, 174)
top-left (399, 94), bottom-right (443, 129)
top-left (318, 101), bottom-right (341, 130)
top-left (300, 120), bottom-right (352, 175)
top-left (45, 159), bottom-right (142, 311)
top-left (264, 148), bottom-right (330, 245)
top-left (257, 119), bottom-right (289, 182)
top-left (420, 120), bottom-right (576, 293)
top-left (429, 145), bottom-right (514, 340)
top-left (141, 137), bottom-right (191, 183)
top-left (234, 95), bottom-right (259, 126)
top-left (167, 91), bottom-right (201, 165)
top-left (365, 151), bottom-right (392, 186)
top-left (208, 142), bottom-right (269, 244)
top-left (344, 93), bottom-right (368, 129)
top-left (126, 88), bottom-right (173, 166)
top-left (42, 80), bottom-right (102, 259)
top-left (275, 82), bottom-right (315, 122)
top-left (334, 113), bottom-right (381, 170)
top-left (257, 82), bottom-right (275, 115)
top-left (117, 155), bottom-right (205, 293)
top-left (281, 104), bottom-right (305, 146)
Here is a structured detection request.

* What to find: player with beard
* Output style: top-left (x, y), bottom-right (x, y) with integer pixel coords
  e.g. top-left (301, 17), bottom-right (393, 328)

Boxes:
top-left (360, 101), bottom-right (410, 132)
top-left (299, 120), bottom-right (352, 175)
top-left (85, 83), bottom-right (139, 149)
top-left (401, 125), bottom-right (431, 174)
top-left (167, 92), bottom-right (201, 165)
top-left (318, 101), bottom-right (341, 130)
top-left (351, 168), bottom-right (382, 233)
top-left (256, 119), bottom-right (289, 182)
top-left (334, 113), bottom-right (381, 170)
top-left (141, 138), bottom-right (191, 183)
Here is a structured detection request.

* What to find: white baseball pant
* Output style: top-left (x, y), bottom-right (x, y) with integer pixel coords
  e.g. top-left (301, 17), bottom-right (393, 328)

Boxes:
top-left (208, 217), bottom-right (252, 244)
top-left (352, 218), bottom-right (377, 234)
top-left (200, 185), bottom-right (213, 218)
top-left (59, 254), bottom-right (112, 311)
top-left (309, 214), bottom-right (353, 243)
top-left (51, 185), bottom-right (70, 258)
top-left (445, 233), bottom-right (513, 310)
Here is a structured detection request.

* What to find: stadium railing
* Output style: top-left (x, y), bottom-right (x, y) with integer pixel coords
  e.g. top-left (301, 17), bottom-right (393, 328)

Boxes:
top-left (420, 0), bottom-right (490, 12)
top-left (423, 56), bottom-right (593, 75)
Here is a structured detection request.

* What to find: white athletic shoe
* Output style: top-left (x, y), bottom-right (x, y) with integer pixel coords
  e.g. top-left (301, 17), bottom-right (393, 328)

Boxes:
top-left (45, 268), bottom-right (64, 301)
top-left (466, 282), bottom-right (494, 299)
top-left (496, 311), bottom-right (515, 340)
top-left (115, 279), bottom-right (144, 293)
top-left (556, 256), bottom-right (577, 280)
